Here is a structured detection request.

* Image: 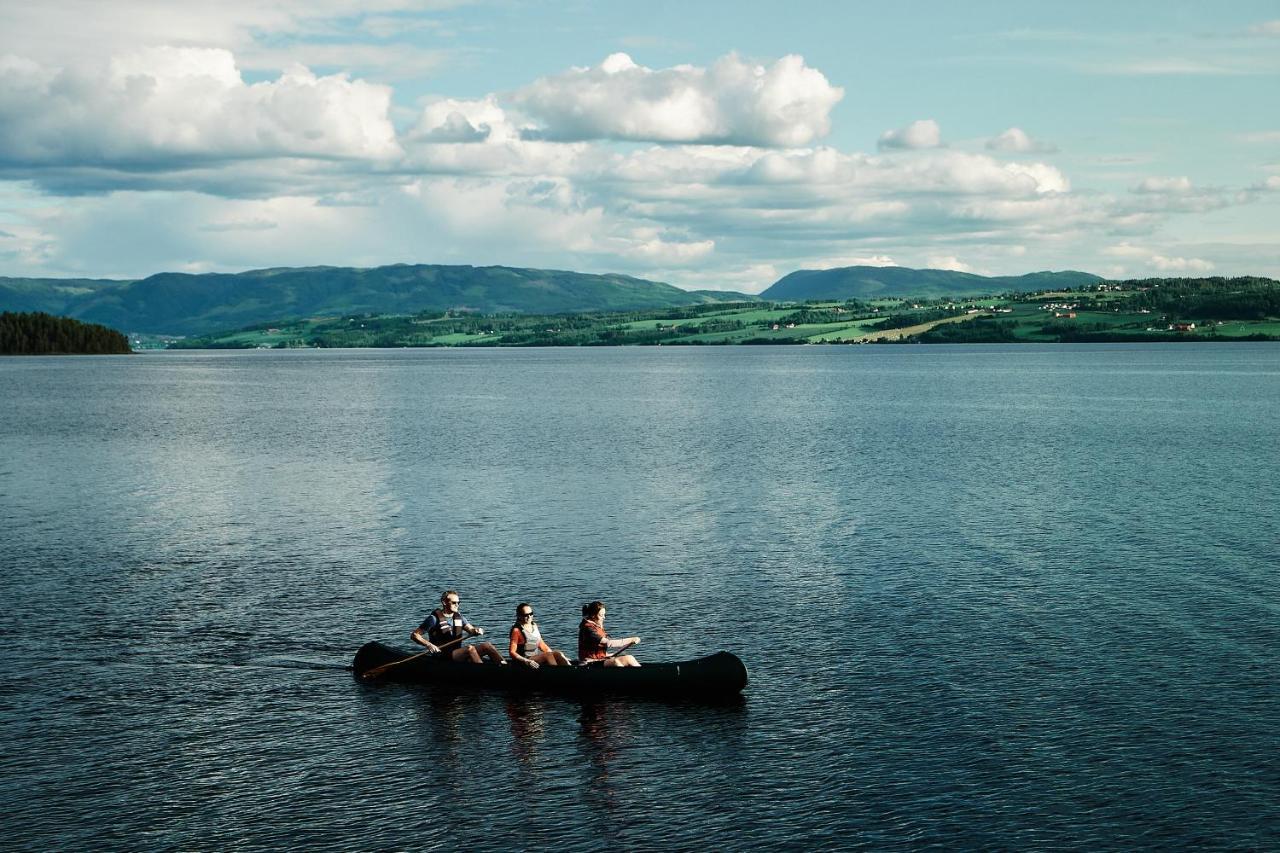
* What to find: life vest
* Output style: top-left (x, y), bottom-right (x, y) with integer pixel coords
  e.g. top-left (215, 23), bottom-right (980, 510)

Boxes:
top-left (428, 608), bottom-right (465, 648)
top-left (512, 622), bottom-right (543, 658)
top-left (578, 619), bottom-right (607, 661)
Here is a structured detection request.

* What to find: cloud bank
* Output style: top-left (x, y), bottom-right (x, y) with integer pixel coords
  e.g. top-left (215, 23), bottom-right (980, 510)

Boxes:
top-left (511, 52), bottom-right (844, 147)
top-left (0, 48), bottom-right (399, 170)
top-left (0, 37), bottom-right (1271, 288)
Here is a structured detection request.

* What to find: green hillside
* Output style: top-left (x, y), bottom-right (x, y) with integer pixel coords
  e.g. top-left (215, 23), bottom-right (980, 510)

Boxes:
top-left (762, 266), bottom-right (1101, 300)
top-left (0, 264), bottom-right (755, 335)
top-left (0, 277), bottom-right (130, 315)
top-left (169, 277), bottom-right (1280, 348)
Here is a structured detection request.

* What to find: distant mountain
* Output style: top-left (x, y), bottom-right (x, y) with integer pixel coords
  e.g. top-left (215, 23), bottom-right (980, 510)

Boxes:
top-left (0, 264), bottom-right (754, 335)
top-left (0, 277), bottom-right (130, 315)
top-left (762, 266), bottom-right (1102, 301)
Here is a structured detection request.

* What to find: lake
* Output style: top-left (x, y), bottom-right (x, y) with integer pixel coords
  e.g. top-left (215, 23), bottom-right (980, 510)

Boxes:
top-left (1, 344), bottom-right (1277, 850)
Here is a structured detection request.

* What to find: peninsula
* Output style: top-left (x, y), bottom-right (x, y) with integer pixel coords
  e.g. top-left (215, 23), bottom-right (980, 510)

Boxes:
top-left (0, 312), bottom-right (131, 355)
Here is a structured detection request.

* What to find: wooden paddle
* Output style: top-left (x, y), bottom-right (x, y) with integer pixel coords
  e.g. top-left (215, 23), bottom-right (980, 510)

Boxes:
top-left (359, 632), bottom-right (472, 681)
top-left (577, 637), bottom-right (639, 668)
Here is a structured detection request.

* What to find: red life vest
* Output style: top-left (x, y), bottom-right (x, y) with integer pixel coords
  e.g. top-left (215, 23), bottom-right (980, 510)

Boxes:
top-left (578, 619), bottom-right (607, 661)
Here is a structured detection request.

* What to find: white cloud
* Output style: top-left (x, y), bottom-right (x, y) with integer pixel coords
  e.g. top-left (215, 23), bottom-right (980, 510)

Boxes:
top-left (411, 96), bottom-right (510, 143)
top-left (1151, 254), bottom-right (1214, 272)
top-left (1248, 20), bottom-right (1280, 36)
top-left (1134, 175), bottom-right (1193, 193)
top-left (614, 233), bottom-right (716, 263)
top-left (0, 1), bottom-right (462, 66)
top-left (1102, 242), bottom-right (1151, 259)
top-left (860, 150), bottom-right (1068, 195)
top-left (1238, 130), bottom-right (1280, 144)
top-left (510, 52), bottom-right (843, 147)
top-left (925, 255), bottom-right (975, 272)
top-left (0, 48), bottom-right (400, 170)
top-left (1103, 242), bottom-right (1214, 274)
top-left (1091, 59), bottom-right (1244, 76)
top-left (878, 119), bottom-right (942, 150)
top-left (198, 218), bottom-right (278, 232)
top-left (813, 254), bottom-right (897, 269)
top-left (985, 127), bottom-right (1057, 154)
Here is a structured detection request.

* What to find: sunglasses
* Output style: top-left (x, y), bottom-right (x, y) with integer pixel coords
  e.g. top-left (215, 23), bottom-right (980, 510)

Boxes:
top-left (445, 598), bottom-right (459, 605)
top-left (519, 612), bottom-right (534, 619)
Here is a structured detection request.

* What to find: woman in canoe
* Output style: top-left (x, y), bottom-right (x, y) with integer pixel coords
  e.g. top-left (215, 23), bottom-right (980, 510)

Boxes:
top-left (578, 601), bottom-right (640, 667)
top-left (508, 603), bottom-right (572, 668)
top-left (411, 590), bottom-right (505, 664)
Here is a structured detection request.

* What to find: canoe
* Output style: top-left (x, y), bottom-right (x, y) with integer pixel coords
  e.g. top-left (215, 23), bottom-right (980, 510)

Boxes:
top-left (353, 641), bottom-right (748, 697)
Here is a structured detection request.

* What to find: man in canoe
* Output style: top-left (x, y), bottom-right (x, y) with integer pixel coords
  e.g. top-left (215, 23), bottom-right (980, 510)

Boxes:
top-left (508, 603), bottom-right (572, 668)
top-left (577, 601), bottom-right (641, 667)
top-left (411, 590), bottom-right (505, 664)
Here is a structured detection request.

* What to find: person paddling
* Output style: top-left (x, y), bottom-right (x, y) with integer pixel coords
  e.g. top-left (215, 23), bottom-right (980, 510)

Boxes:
top-left (577, 601), bottom-right (640, 667)
top-left (508, 603), bottom-right (572, 668)
top-left (411, 590), bottom-right (505, 664)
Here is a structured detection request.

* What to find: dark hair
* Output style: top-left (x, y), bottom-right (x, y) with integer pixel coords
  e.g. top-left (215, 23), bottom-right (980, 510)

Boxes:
top-left (582, 600), bottom-right (605, 618)
top-left (441, 590), bottom-right (458, 603)
top-left (515, 602), bottom-right (532, 618)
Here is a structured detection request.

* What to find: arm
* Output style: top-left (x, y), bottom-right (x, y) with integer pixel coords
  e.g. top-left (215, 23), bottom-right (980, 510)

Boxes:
top-left (605, 636), bottom-right (639, 651)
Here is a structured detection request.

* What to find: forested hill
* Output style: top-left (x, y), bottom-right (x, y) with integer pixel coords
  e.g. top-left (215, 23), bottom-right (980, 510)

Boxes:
top-left (0, 312), bottom-right (131, 355)
top-left (1106, 276), bottom-right (1280, 318)
top-left (0, 265), bottom-right (755, 336)
top-left (762, 266), bottom-right (1100, 300)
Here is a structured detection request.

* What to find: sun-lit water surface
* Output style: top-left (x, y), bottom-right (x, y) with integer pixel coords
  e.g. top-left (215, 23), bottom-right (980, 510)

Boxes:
top-left (1, 344), bottom-right (1277, 850)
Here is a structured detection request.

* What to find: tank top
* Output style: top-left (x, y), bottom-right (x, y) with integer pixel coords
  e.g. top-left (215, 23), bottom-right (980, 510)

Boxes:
top-left (515, 623), bottom-right (542, 657)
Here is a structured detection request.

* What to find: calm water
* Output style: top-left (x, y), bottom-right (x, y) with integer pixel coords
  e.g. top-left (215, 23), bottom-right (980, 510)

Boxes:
top-left (1, 345), bottom-right (1277, 850)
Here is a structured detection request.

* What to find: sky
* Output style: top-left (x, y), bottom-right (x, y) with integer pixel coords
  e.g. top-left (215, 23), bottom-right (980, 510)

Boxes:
top-left (0, 1), bottom-right (1277, 292)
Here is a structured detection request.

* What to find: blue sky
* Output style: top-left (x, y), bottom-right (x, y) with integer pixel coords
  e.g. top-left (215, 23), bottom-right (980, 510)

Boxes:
top-left (0, 1), bottom-right (1276, 290)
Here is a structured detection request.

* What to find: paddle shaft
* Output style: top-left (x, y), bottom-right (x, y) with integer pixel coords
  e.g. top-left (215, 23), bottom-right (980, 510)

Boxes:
top-left (579, 638), bottom-right (638, 667)
top-left (360, 631), bottom-right (477, 680)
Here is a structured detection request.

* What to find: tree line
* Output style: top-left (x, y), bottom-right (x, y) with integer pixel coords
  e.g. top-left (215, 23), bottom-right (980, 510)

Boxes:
top-left (0, 312), bottom-right (131, 355)
top-left (1116, 277), bottom-right (1280, 321)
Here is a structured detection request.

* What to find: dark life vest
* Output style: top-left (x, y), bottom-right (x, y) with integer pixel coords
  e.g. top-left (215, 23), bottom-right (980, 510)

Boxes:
top-left (428, 608), bottom-right (465, 648)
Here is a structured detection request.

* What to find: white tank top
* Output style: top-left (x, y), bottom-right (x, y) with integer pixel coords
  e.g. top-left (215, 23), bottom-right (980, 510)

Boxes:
top-left (519, 623), bottom-right (542, 657)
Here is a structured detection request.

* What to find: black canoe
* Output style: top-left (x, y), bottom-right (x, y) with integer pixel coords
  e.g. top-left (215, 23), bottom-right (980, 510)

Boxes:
top-left (353, 641), bottom-right (748, 697)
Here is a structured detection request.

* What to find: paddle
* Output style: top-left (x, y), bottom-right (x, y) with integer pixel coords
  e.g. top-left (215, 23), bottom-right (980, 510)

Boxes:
top-left (359, 632), bottom-right (473, 681)
top-left (577, 637), bottom-right (639, 668)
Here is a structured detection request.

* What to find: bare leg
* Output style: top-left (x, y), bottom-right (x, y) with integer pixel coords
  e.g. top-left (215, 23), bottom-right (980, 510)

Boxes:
top-left (477, 642), bottom-right (506, 664)
top-left (451, 646), bottom-right (483, 663)
top-left (604, 655), bottom-right (640, 668)
top-left (552, 650), bottom-right (571, 666)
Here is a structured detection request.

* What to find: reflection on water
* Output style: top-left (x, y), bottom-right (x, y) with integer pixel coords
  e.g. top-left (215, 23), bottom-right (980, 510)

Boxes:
top-left (505, 695), bottom-right (546, 768)
top-left (577, 700), bottom-right (628, 809)
top-left (2, 346), bottom-right (1279, 849)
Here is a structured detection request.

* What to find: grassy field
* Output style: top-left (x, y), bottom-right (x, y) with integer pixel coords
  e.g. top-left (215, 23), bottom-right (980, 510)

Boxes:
top-left (805, 318), bottom-right (909, 342)
top-left (168, 280), bottom-right (1280, 349)
top-left (856, 312), bottom-right (988, 342)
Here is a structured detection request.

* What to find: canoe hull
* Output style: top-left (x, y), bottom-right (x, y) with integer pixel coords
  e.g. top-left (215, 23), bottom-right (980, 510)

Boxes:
top-left (353, 642), bottom-right (748, 697)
